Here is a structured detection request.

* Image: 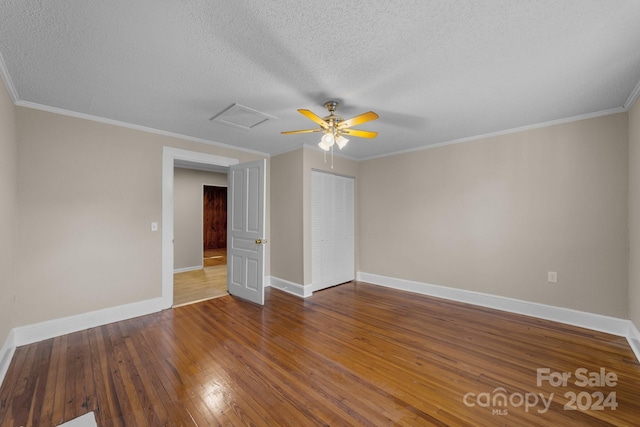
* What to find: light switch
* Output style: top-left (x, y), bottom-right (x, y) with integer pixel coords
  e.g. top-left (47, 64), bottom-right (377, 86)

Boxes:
top-left (151, 222), bottom-right (158, 232)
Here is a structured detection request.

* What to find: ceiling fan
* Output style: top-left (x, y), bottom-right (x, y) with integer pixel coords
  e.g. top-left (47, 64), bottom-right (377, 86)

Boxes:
top-left (281, 101), bottom-right (379, 152)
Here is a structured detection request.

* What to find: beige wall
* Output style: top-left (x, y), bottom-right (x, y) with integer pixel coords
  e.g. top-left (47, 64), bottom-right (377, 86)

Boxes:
top-left (0, 79), bottom-right (17, 345)
top-left (359, 113), bottom-right (629, 318)
top-left (270, 148), bottom-right (304, 284)
top-left (630, 100), bottom-right (640, 330)
top-left (174, 168), bottom-right (227, 270)
top-left (15, 107), bottom-right (268, 326)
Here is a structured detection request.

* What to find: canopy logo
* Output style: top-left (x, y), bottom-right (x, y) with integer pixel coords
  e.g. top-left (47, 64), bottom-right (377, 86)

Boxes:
top-left (462, 388), bottom-right (552, 415)
top-left (462, 367), bottom-right (618, 416)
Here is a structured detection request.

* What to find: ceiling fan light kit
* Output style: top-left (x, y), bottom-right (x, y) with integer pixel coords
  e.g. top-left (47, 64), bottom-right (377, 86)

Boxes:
top-left (319, 132), bottom-right (335, 150)
top-left (335, 135), bottom-right (349, 149)
top-left (282, 100), bottom-right (379, 168)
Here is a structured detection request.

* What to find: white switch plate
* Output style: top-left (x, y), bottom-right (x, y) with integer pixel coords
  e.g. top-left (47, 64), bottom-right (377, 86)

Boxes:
top-left (151, 222), bottom-right (158, 232)
top-left (547, 271), bottom-right (558, 283)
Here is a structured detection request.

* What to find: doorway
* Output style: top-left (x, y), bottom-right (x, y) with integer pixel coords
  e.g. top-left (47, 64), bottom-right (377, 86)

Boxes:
top-left (162, 147), bottom-right (266, 309)
top-left (162, 147), bottom-right (240, 309)
top-left (203, 185), bottom-right (227, 256)
top-left (172, 169), bottom-right (229, 306)
top-left (201, 185), bottom-right (228, 292)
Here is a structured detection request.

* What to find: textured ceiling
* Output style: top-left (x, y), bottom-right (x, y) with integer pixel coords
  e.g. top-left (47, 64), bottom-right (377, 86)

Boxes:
top-left (2, 0), bottom-right (640, 159)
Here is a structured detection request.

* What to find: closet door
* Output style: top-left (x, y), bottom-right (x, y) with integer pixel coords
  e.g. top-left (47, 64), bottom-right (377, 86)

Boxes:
top-left (312, 171), bottom-right (354, 292)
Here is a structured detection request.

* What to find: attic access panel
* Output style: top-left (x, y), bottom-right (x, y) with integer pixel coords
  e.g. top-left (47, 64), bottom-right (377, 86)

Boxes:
top-left (210, 103), bottom-right (276, 130)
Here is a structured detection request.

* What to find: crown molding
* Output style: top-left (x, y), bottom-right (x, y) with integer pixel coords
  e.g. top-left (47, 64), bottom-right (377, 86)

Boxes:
top-left (625, 78), bottom-right (640, 110)
top-left (361, 107), bottom-right (627, 161)
top-left (0, 53), bottom-right (19, 103)
top-left (14, 100), bottom-right (271, 158)
top-left (269, 144), bottom-right (305, 158)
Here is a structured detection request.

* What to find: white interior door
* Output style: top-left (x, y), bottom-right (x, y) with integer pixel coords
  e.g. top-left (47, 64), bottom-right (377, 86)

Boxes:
top-left (227, 159), bottom-right (266, 305)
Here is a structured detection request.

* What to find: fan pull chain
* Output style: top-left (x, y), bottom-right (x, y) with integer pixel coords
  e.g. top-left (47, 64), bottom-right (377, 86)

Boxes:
top-left (331, 144), bottom-right (334, 169)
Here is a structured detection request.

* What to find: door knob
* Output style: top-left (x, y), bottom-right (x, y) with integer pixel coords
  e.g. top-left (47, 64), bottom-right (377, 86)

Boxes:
top-left (255, 239), bottom-right (262, 244)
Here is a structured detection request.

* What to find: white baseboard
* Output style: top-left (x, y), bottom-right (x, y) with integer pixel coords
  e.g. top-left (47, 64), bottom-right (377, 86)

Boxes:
top-left (13, 297), bottom-right (165, 347)
top-left (309, 276), bottom-right (356, 294)
top-left (173, 265), bottom-right (202, 274)
top-left (628, 322), bottom-right (640, 363)
top-left (0, 329), bottom-right (16, 388)
top-left (3, 274), bottom-right (637, 392)
top-left (358, 272), bottom-right (631, 339)
top-left (269, 276), bottom-right (312, 298)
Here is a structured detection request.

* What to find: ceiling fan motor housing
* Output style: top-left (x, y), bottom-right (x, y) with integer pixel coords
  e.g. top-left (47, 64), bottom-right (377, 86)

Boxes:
top-left (323, 101), bottom-right (343, 127)
top-left (324, 100), bottom-right (339, 113)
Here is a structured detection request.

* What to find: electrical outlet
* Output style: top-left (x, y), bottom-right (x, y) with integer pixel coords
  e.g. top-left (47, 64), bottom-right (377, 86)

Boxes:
top-left (548, 271), bottom-right (558, 283)
top-left (151, 222), bottom-right (158, 232)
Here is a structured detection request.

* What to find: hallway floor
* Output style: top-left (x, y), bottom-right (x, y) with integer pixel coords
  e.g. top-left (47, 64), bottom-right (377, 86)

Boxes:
top-left (173, 248), bottom-right (227, 307)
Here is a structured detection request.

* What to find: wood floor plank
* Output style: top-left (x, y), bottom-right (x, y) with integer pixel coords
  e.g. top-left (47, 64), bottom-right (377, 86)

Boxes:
top-left (80, 330), bottom-right (97, 416)
top-left (103, 322), bottom-right (150, 427)
top-left (64, 331), bottom-right (83, 421)
top-left (51, 334), bottom-right (68, 426)
top-left (5, 342), bottom-right (41, 427)
top-left (88, 327), bottom-right (114, 427)
top-left (25, 340), bottom-right (53, 426)
top-left (37, 339), bottom-right (60, 427)
top-left (1, 281), bottom-right (639, 426)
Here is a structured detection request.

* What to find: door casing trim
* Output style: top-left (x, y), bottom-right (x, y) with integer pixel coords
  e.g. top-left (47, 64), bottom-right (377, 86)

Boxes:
top-left (162, 147), bottom-right (239, 308)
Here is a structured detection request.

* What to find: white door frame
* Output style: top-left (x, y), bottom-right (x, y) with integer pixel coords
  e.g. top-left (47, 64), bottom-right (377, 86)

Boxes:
top-left (162, 147), bottom-right (239, 309)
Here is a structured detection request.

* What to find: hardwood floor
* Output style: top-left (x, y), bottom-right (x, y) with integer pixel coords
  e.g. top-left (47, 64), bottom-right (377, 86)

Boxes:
top-left (203, 248), bottom-right (227, 267)
top-left (173, 249), bottom-right (228, 307)
top-left (1, 282), bottom-right (639, 426)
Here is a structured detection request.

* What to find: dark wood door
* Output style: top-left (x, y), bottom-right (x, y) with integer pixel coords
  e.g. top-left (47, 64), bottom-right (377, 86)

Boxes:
top-left (203, 186), bottom-right (227, 250)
